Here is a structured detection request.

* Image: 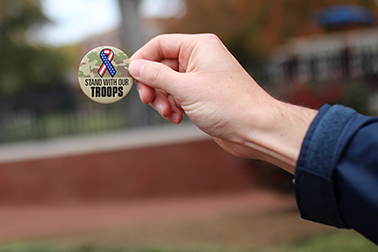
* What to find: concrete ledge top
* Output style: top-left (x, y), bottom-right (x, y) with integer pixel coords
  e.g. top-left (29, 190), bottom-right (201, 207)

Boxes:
top-left (0, 123), bottom-right (210, 163)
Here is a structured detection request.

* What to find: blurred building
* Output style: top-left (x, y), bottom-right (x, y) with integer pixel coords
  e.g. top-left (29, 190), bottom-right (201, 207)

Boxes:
top-left (269, 4), bottom-right (378, 83)
top-left (269, 27), bottom-right (378, 83)
top-left (267, 4), bottom-right (378, 114)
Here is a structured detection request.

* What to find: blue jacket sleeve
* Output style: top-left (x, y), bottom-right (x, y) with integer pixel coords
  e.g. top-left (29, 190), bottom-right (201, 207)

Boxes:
top-left (295, 104), bottom-right (378, 244)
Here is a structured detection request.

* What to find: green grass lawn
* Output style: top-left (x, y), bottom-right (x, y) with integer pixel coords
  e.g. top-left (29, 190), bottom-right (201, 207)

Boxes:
top-left (1, 209), bottom-right (376, 252)
top-left (263, 232), bottom-right (377, 252)
top-left (0, 232), bottom-right (376, 252)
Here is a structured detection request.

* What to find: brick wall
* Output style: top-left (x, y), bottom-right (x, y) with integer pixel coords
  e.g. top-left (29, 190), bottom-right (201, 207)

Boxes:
top-left (0, 138), bottom-right (256, 204)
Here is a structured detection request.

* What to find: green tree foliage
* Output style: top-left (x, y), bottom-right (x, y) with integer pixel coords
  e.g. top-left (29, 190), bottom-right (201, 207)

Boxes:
top-left (0, 0), bottom-right (69, 97)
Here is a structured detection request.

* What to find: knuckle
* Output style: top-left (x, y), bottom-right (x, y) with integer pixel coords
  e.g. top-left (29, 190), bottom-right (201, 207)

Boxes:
top-left (200, 33), bottom-right (221, 42)
top-left (146, 63), bottom-right (163, 85)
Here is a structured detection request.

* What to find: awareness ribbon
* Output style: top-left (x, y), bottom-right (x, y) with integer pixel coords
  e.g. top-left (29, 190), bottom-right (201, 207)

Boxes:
top-left (98, 49), bottom-right (117, 77)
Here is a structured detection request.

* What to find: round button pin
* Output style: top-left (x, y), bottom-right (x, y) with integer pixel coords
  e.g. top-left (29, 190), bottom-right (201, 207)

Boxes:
top-left (78, 46), bottom-right (133, 104)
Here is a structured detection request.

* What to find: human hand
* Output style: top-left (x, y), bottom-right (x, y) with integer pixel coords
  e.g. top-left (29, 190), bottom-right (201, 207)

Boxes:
top-left (129, 34), bottom-right (271, 140)
top-left (129, 34), bottom-right (317, 173)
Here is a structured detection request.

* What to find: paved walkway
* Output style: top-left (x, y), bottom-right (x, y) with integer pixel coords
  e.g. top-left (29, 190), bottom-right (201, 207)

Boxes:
top-left (0, 189), bottom-right (296, 243)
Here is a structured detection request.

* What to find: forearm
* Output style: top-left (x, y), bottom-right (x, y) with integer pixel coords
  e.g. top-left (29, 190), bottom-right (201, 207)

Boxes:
top-left (243, 100), bottom-right (318, 174)
top-left (214, 96), bottom-right (317, 174)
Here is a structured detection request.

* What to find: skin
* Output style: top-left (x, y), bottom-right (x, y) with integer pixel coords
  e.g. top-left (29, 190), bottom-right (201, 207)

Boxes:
top-left (129, 34), bottom-right (318, 174)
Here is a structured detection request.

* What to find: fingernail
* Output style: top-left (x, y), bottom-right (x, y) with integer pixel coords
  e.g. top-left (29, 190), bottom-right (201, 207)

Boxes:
top-left (155, 103), bottom-right (164, 115)
top-left (129, 60), bottom-right (145, 78)
top-left (171, 113), bottom-right (181, 124)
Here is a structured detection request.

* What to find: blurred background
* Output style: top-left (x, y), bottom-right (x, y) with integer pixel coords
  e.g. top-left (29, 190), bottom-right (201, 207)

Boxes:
top-left (0, 0), bottom-right (377, 251)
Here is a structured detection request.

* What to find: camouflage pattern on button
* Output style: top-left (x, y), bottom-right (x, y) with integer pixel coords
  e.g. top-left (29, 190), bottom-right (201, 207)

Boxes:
top-left (78, 46), bottom-right (133, 104)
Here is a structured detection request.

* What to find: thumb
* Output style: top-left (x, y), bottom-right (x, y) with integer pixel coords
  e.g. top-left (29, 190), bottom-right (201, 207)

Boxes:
top-left (129, 59), bottom-right (179, 92)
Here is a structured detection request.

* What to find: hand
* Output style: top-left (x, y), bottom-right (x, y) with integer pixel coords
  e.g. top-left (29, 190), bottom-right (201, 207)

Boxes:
top-left (129, 34), bottom-right (317, 173)
top-left (129, 34), bottom-right (269, 141)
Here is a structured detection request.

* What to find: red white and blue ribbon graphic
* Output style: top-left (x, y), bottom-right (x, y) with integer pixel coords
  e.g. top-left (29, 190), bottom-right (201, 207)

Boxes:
top-left (98, 49), bottom-right (116, 77)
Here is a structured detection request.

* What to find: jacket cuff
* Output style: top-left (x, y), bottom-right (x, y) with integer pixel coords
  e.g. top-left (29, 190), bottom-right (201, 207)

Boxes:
top-left (295, 104), bottom-right (356, 228)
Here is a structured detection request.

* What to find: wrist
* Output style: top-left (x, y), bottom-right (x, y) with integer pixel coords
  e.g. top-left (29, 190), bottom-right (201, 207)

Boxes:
top-left (242, 100), bottom-right (318, 174)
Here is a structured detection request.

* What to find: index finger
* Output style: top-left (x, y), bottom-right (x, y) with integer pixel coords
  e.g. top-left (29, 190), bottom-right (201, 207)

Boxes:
top-left (130, 34), bottom-right (189, 61)
top-left (131, 33), bottom-right (239, 74)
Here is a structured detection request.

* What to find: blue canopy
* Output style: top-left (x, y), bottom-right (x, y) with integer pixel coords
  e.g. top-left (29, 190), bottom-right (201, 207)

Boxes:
top-left (316, 5), bottom-right (375, 27)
